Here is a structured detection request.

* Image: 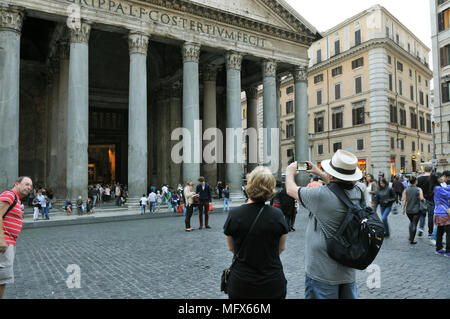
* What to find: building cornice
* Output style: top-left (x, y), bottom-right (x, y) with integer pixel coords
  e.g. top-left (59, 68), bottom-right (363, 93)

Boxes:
top-left (138, 0), bottom-right (320, 45)
top-left (308, 38), bottom-right (433, 77)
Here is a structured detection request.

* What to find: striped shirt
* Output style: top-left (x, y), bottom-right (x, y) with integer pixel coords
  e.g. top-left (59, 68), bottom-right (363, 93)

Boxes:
top-left (0, 190), bottom-right (24, 246)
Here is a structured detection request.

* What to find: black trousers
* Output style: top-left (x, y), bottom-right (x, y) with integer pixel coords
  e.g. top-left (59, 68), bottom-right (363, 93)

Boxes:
top-left (436, 224), bottom-right (450, 253)
top-left (406, 213), bottom-right (420, 242)
top-left (185, 205), bottom-right (193, 229)
top-left (198, 201), bottom-right (209, 228)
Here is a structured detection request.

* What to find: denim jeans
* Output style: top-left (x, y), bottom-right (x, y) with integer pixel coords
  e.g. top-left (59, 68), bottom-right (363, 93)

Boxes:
top-left (305, 274), bottom-right (357, 299)
top-left (419, 200), bottom-right (435, 236)
top-left (140, 205), bottom-right (146, 214)
top-left (224, 198), bottom-right (230, 211)
top-left (41, 207), bottom-right (49, 219)
top-left (380, 206), bottom-right (391, 236)
top-left (149, 202), bottom-right (155, 213)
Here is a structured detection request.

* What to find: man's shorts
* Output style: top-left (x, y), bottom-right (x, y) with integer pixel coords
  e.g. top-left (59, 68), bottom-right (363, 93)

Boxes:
top-left (0, 245), bottom-right (15, 285)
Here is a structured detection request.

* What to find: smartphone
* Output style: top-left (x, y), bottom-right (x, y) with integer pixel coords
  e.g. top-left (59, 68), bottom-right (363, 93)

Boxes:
top-left (297, 162), bottom-right (310, 171)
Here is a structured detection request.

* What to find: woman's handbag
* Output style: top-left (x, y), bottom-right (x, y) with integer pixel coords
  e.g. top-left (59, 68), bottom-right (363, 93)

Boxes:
top-left (221, 205), bottom-right (266, 294)
top-left (419, 200), bottom-right (428, 215)
top-left (209, 202), bottom-right (213, 212)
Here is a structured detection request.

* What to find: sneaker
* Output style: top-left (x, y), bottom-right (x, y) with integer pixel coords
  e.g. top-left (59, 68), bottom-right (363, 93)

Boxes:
top-left (418, 228), bottom-right (423, 237)
top-left (444, 253), bottom-right (450, 257)
top-left (435, 249), bottom-right (446, 254)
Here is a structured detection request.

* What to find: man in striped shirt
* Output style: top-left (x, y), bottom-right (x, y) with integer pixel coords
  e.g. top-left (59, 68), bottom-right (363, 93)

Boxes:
top-left (0, 176), bottom-right (33, 298)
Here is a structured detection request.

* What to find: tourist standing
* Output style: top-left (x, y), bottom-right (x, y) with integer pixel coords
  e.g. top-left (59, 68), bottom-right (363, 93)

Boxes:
top-left (196, 177), bottom-right (212, 229)
top-left (184, 182), bottom-right (197, 232)
top-left (223, 185), bottom-right (230, 212)
top-left (223, 166), bottom-right (288, 299)
top-left (373, 178), bottom-right (396, 237)
top-left (76, 196), bottom-right (83, 215)
top-left (139, 194), bottom-right (148, 215)
top-left (402, 176), bottom-right (424, 244)
top-left (430, 173), bottom-right (450, 257)
top-left (148, 190), bottom-right (157, 213)
top-left (417, 166), bottom-right (436, 241)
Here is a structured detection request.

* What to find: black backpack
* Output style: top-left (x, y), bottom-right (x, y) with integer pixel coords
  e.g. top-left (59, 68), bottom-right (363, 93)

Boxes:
top-left (323, 183), bottom-right (385, 270)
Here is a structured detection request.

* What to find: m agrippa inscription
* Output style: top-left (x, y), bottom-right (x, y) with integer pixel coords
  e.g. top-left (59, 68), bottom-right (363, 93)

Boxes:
top-left (65, 0), bottom-right (266, 47)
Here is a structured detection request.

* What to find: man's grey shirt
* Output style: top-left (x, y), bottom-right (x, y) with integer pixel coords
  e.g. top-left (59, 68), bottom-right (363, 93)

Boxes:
top-left (298, 184), bottom-right (364, 285)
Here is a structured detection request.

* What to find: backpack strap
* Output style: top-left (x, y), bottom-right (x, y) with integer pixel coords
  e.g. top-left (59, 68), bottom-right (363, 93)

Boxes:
top-left (2, 193), bottom-right (18, 219)
top-left (327, 182), bottom-right (357, 209)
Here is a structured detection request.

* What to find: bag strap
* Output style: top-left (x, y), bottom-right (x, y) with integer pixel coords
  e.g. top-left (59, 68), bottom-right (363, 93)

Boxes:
top-left (230, 205), bottom-right (266, 268)
top-left (327, 182), bottom-right (359, 209)
top-left (2, 194), bottom-right (18, 219)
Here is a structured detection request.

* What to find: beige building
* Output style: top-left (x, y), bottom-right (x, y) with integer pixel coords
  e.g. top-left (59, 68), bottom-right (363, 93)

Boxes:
top-left (307, 5), bottom-right (433, 177)
top-left (430, 0), bottom-right (450, 170)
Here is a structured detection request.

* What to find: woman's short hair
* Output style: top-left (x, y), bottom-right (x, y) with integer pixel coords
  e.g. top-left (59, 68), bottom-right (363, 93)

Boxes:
top-left (409, 176), bottom-right (417, 185)
top-left (245, 166), bottom-right (276, 202)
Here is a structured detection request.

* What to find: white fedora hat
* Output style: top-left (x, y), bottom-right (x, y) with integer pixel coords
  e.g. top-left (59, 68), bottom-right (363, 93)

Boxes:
top-left (321, 150), bottom-right (363, 182)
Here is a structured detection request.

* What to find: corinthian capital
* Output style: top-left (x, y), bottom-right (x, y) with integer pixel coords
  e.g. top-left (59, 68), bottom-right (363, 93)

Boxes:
top-left (225, 51), bottom-right (243, 71)
top-left (182, 42), bottom-right (201, 63)
top-left (262, 60), bottom-right (277, 78)
top-left (292, 65), bottom-right (308, 83)
top-left (0, 5), bottom-right (24, 33)
top-left (203, 65), bottom-right (217, 82)
top-left (69, 20), bottom-right (91, 44)
top-left (128, 31), bottom-right (150, 55)
top-left (245, 86), bottom-right (259, 100)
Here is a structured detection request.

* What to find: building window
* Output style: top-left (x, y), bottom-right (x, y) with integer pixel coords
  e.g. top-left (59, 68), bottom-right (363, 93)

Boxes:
top-left (400, 156), bottom-right (406, 170)
top-left (332, 66), bottom-right (342, 77)
top-left (355, 30), bottom-right (361, 46)
top-left (397, 61), bottom-right (403, 72)
top-left (314, 74), bottom-right (324, 84)
top-left (442, 81), bottom-right (450, 103)
top-left (317, 144), bottom-right (324, 155)
top-left (409, 69), bottom-right (413, 78)
top-left (438, 8), bottom-right (450, 32)
top-left (421, 143), bottom-right (424, 153)
top-left (335, 83), bottom-right (341, 100)
top-left (389, 74), bottom-right (393, 91)
top-left (426, 116), bottom-right (432, 133)
top-left (386, 26), bottom-right (390, 38)
top-left (352, 57), bottom-right (364, 69)
top-left (400, 108), bottom-right (407, 126)
top-left (419, 91), bottom-right (424, 105)
top-left (410, 111), bottom-right (418, 129)
top-left (286, 86), bottom-right (294, 95)
top-left (418, 75), bottom-right (422, 83)
top-left (332, 109), bottom-right (344, 129)
top-left (286, 100), bottom-right (293, 114)
top-left (286, 123), bottom-right (294, 138)
top-left (287, 149), bottom-right (294, 158)
top-left (352, 106), bottom-right (365, 126)
top-left (399, 139), bottom-right (405, 151)
top-left (419, 115), bottom-right (425, 132)
top-left (390, 104), bottom-right (398, 123)
top-left (426, 94), bottom-right (429, 107)
top-left (412, 141), bottom-right (415, 152)
top-left (317, 49), bottom-right (322, 63)
top-left (356, 139), bottom-right (364, 151)
top-left (314, 113), bottom-right (324, 133)
top-left (333, 142), bottom-right (342, 153)
top-left (355, 76), bottom-right (362, 94)
top-left (316, 90), bottom-right (322, 105)
top-left (391, 137), bottom-right (395, 150)
top-left (334, 40), bottom-right (340, 55)
top-left (408, 43), bottom-right (411, 53)
top-left (398, 79), bottom-right (403, 96)
top-left (387, 55), bottom-right (392, 65)
top-left (428, 144), bottom-right (431, 153)
top-left (410, 85), bottom-right (414, 101)
top-left (396, 34), bottom-right (400, 44)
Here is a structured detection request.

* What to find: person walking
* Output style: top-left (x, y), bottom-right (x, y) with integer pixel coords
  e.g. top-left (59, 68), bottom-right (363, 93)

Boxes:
top-left (196, 177), bottom-right (212, 229)
top-left (148, 190), bottom-right (157, 214)
top-left (365, 174), bottom-right (378, 206)
top-left (430, 173), bottom-right (450, 257)
top-left (286, 150), bottom-right (365, 299)
top-left (223, 166), bottom-right (288, 299)
top-left (156, 191), bottom-right (162, 211)
top-left (417, 166), bottom-right (436, 241)
top-left (0, 176), bottom-right (33, 298)
top-left (184, 182), bottom-right (197, 232)
top-left (139, 194), bottom-right (148, 215)
top-left (223, 185), bottom-right (230, 212)
top-left (402, 176), bottom-right (425, 244)
top-left (373, 178), bottom-right (396, 237)
top-left (392, 175), bottom-right (405, 214)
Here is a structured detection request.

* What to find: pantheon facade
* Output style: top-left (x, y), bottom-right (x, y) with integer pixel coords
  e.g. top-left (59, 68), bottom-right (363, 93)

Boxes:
top-left (0, 0), bottom-right (320, 200)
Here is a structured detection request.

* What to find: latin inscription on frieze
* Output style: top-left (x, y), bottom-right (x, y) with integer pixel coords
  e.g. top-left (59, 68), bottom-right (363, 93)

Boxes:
top-left (65, 0), bottom-right (266, 48)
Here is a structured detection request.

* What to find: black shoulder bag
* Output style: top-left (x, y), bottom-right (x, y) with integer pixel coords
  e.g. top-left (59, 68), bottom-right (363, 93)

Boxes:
top-left (221, 205), bottom-right (265, 294)
top-left (2, 194), bottom-right (18, 219)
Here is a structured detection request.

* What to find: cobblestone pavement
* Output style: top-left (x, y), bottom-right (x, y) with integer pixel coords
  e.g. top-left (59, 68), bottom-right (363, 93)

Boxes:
top-left (3, 207), bottom-right (449, 299)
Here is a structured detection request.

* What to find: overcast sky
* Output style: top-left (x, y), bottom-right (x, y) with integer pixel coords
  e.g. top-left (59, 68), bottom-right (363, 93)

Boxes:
top-left (285, 0), bottom-right (432, 55)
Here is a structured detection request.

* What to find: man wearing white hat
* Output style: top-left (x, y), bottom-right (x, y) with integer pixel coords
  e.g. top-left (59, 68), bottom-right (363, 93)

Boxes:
top-left (286, 150), bottom-right (366, 299)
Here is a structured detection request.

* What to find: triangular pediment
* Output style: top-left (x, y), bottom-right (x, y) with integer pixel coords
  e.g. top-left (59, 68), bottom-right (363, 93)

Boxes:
top-left (187, 0), bottom-right (319, 38)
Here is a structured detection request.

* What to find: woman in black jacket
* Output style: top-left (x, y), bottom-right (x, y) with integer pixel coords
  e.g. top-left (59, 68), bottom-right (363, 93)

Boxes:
top-left (373, 178), bottom-right (396, 237)
top-left (223, 166), bottom-right (289, 299)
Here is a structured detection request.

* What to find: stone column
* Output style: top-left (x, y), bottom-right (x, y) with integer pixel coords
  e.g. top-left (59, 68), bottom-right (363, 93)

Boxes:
top-left (292, 66), bottom-right (309, 186)
top-left (0, 5), bottom-right (23, 191)
top-left (276, 76), bottom-right (282, 181)
top-left (245, 86), bottom-right (259, 173)
top-left (46, 58), bottom-right (60, 190)
top-left (169, 84), bottom-right (182, 186)
top-left (225, 51), bottom-right (243, 197)
top-left (56, 41), bottom-right (70, 199)
top-left (262, 60), bottom-right (279, 175)
top-left (202, 65), bottom-right (218, 186)
top-left (182, 42), bottom-right (201, 184)
top-left (66, 21), bottom-right (91, 201)
top-left (128, 31), bottom-right (149, 198)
